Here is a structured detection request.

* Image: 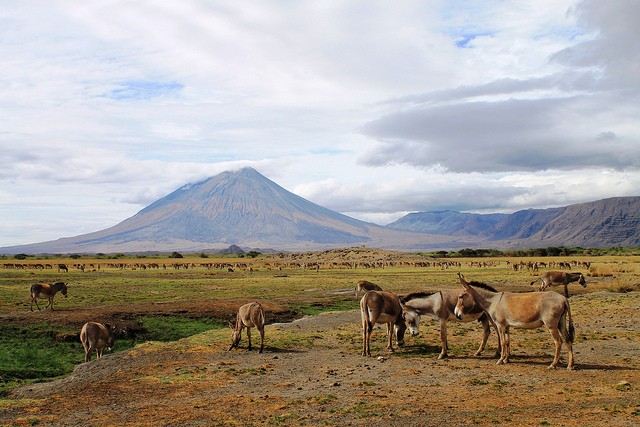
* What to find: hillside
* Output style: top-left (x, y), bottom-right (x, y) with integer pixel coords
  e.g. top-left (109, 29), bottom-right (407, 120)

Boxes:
top-left (387, 210), bottom-right (507, 237)
top-left (389, 197), bottom-right (640, 248)
top-left (514, 197), bottom-right (640, 247)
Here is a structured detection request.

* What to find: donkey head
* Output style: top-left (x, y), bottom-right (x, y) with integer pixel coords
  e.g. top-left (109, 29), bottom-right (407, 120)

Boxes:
top-left (105, 324), bottom-right (116, 351)
top-left (454, 290), bottom-right (474, 320)
top-left (228, 322), bottom-right (241, 350)
top-left (394, 318), bottom-right (407, 347)
top-left (578, 274), bottom-right (587, 287)
top-left (402, 307), bottom-right (421, 337)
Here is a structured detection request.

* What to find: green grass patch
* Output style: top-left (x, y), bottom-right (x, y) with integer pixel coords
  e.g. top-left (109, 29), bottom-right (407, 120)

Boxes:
top-left (0, 323), bottom-right (83, 395)
top-left (0, 315), bottom-right (228, 395)
top-left (135, 316), bottom-right (226, 342)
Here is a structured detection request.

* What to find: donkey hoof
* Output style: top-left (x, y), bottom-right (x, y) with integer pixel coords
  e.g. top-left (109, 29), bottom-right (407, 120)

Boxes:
top-left (548, 364), bottom-right (557, 370)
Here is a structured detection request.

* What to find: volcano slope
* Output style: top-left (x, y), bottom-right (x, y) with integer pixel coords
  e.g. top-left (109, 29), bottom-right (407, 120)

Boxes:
top-left (2, 291), bottom-right (640, 426)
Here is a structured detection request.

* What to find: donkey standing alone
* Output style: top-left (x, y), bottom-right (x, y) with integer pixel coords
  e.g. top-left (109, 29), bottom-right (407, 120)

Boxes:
top-left (229, 302), bottom-right (265, 353)
top-left (80, 322), bottom-right (116, 362)
top-left (30, 282), bottom-right (68, 311)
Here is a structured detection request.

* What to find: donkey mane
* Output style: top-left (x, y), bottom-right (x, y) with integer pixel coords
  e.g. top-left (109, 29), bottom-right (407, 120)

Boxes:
top-left (400, 291), bottom-right (436, 304)
top-left (468, 281), bottom-right (498, 293)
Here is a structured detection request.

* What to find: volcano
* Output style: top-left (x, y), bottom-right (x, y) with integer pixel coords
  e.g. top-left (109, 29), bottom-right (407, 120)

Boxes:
top-left (2, 168), bottom-right (456, 254)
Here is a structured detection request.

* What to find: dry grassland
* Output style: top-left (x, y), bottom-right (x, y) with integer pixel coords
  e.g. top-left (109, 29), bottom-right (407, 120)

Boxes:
top-left (1, 249), bottom-right (639, 426)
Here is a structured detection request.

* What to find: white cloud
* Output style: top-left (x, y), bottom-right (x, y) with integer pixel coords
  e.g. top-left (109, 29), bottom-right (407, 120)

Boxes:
top-left (1, 0), bottom-right (638, 247)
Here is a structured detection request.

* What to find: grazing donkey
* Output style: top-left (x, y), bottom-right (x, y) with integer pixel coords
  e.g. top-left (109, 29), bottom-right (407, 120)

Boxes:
top-left (400, 287), bottom-right (500, 360)
top-left (80, 322), bottom-right (116, 362)
top-left (530, 271), bottom-right (587, 298)
top-left (229, 302), bottom-right (265, 353)
top-left (30, 282), bottom-right (68, 311)
top-left (456, 273), bottom-right (575, 370)
top-left (360, 290), bottom-right (406, 357)
top-left (355, 280), bottom-right (383, 299)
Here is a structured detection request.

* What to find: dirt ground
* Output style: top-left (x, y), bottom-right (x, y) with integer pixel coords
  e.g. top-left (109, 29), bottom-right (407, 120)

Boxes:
top-left (2, 290), bottom-right (639, 427)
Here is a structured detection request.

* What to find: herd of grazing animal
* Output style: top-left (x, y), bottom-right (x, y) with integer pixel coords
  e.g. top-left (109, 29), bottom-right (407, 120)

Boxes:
top-left (27, 278), bottom-right (268, 362)
top-left (28, 267), bottom-right (585, 370)
top-left (359, 270), bottom-right (584, 370)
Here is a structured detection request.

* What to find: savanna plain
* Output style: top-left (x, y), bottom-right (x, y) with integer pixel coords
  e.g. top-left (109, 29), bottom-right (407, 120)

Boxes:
top-left (1, 248), bottom-right (639, 426)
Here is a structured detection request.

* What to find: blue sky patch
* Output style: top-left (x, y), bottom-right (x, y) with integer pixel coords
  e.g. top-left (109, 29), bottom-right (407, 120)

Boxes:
top-left (455, 32), bottom-right (493, 48)
top-left (109, 80), bottom-right (184, 100)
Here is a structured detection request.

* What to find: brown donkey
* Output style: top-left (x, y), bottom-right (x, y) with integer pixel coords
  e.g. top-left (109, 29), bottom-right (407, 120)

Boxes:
top-left (456, 273), bottom-right (575, 370)
top-left (30, 282), bottom-right (68, 311)
top-left (229, 302), bottom-right (265, 353)
top-left (80, 322), bottom-right (116, 362)
top-left (531, 271), bottom-right (586, 298)
top-left (360, 290), bottom-right (406, 357)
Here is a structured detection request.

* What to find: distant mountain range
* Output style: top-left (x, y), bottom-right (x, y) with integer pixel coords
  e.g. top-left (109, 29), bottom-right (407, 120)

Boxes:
top-left (1, 168), bottom-right (638, 254)
top-left (388, 197), bottom-right (640, 248)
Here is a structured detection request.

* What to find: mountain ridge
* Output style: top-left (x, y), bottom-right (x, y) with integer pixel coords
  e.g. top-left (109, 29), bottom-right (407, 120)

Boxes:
top-left (389, 196), bottom-right (640, 248)
top-left (1, 168), bottom-right (638, 254)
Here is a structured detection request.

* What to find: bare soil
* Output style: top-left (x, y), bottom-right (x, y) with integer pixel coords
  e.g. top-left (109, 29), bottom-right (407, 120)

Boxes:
top-left (2, 290), bottom-right (639, 427)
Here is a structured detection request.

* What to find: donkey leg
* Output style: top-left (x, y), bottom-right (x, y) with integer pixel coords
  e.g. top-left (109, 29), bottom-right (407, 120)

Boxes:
top-left (362, 323), bottom-right (369, 356)
top-left (258, 328), bottom-right (264, 353)
top-left (246, 327), bottom-right (252, 351)
top-left (386, 323), bottom-right (394, 352)
top-left (548, 327), bottom-right (562, 369)
top-left (438, 320), bottom-right (448, 359)
top-left (365, 327), bottom-right (372, 357)
top-left (474, 320), bottom-right (490, 356)
top-left (88, 349), bottom-right (93, 362)
top-left (565, 340), bottom-right (575, 370)
top-left (497, 328), bottom-right (508, 365)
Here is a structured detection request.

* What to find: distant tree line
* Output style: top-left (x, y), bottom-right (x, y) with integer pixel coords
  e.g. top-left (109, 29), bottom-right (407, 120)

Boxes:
top-left (428, 246), bottom-right (640, 258)
top-left (3, 246), bottom-right (639, 261)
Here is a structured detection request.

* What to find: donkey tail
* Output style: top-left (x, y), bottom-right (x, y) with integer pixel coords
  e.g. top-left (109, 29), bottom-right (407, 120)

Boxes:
top-left (365, 311), bottom-right (374, 334)
top-left (559, 300), bottom-right (575, 344)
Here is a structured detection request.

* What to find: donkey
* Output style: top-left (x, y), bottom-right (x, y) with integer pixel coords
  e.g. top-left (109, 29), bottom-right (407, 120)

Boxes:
top-left (30, 282), bottom-right (68, 311)
top-left (456, 273), bottom-right (575, 370)
top-left (228, 302), bottom-right (265, 353)
top-left (80, 322), bottom-right (116, 362)
top-left (400, 287), bottom-right (500, 360)
top-left (531, 271), bottom-right (587, 298)
top-left (360, 290), bottom-right (406, 357)
top-left (355, 280), bottom-right (383, 299)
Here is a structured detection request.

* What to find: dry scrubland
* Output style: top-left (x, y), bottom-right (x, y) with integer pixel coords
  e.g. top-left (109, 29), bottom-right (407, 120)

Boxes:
top-left (1, 249), bottom-right (640, 426)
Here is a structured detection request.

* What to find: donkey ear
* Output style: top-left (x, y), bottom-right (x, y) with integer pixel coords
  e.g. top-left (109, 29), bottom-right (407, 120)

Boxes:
top-left (458, 272), bottom-right (470, 287)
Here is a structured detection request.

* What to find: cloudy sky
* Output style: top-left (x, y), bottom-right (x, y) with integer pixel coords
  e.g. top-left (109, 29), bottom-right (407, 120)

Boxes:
top-left (2, 0), bottom-right (639, 246)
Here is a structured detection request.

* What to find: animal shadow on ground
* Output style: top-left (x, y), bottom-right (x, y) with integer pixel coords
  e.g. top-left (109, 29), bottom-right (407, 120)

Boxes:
top-left (229, 345), bottom-right (308, 354)
top-left (572, 362), bottom-right (636, 371)
top-left (395, 343), bottom-right (441, 356)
